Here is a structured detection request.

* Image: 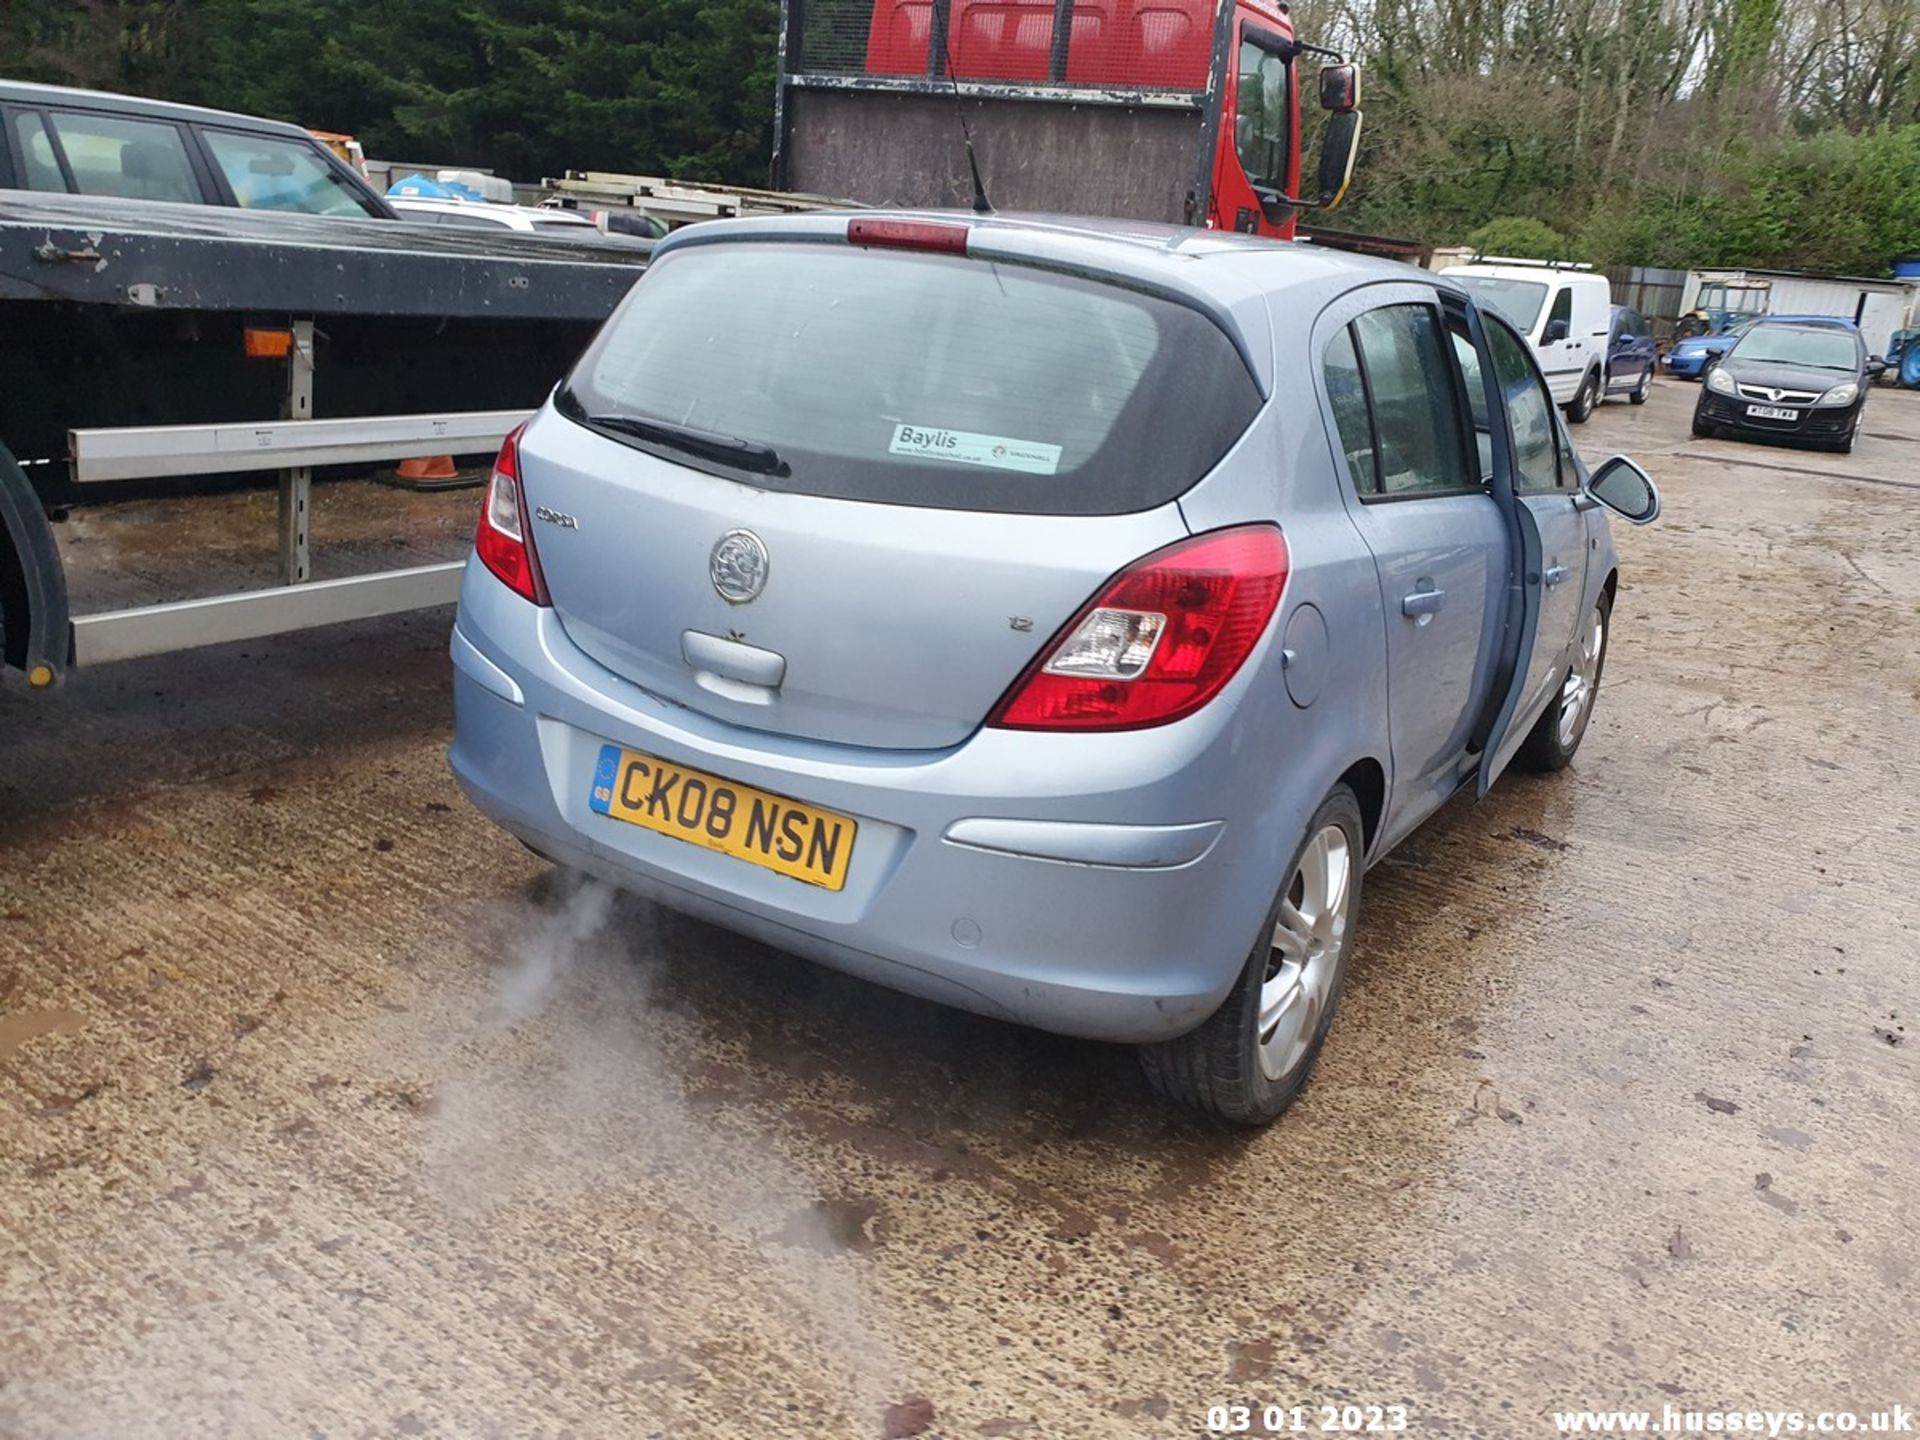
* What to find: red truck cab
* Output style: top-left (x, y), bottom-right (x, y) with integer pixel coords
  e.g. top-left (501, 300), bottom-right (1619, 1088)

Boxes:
top-left (850, 0), bottom-right (1351, 238)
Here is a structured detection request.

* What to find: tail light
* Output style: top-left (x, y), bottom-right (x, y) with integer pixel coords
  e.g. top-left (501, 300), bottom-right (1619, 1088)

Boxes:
top-left (989, 525), bottom-right (1289, 732)
top-left (474, 422), bottom-right (549, 605)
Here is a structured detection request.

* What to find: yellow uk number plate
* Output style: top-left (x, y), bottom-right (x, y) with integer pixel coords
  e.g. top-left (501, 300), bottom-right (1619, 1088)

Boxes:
top-left (588, 743), bottom-right (857, 891)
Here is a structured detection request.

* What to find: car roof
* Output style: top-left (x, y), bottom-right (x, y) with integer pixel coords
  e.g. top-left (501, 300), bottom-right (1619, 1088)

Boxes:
top-left (1756, 313), bottom-right (1856, 328)
top-left (658, 209), bottom-right (1434, 307)
top-left (1448, 262), bottom-right (1605, 284)
top-left (0, 79), bottom-right (313, 138)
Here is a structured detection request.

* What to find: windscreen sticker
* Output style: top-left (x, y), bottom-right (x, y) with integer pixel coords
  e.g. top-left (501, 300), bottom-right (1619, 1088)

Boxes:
top-left (888, 424), bottom-right (1062, 476)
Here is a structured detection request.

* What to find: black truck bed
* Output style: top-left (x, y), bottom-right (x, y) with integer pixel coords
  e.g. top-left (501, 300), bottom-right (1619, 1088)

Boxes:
top-left (0, 192), bottom-right (645, 317)
top-left (0, 195), bottom-right (646, 503)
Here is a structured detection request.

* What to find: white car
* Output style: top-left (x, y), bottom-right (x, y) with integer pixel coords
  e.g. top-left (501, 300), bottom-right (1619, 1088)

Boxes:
top-left (1447, 261), bottom-right (1613, 423)
top-left (390, 197), bottom-right (604, 236)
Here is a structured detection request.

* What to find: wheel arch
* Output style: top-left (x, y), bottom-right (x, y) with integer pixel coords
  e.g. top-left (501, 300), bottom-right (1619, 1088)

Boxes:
top-left (0, 437), bottom-right (70, 685)
top-left (1335, 755), bottom-right (1386, 858)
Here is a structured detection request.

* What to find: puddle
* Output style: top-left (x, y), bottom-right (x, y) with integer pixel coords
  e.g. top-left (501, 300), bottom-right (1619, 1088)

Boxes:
top-left (0, 1007), bottom-right (86, 1061)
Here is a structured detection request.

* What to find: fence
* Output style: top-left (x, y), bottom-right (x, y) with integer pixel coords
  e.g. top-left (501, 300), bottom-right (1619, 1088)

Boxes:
top-left (1604, 265), bottom-right (1689, 340)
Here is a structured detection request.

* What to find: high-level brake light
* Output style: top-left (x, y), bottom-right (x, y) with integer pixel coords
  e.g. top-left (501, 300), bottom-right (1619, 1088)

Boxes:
top-left (846, 218), bottom-right (970, 255)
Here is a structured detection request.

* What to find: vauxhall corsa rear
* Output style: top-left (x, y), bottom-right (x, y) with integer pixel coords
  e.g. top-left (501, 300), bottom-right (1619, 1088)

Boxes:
top-left (448, 212), bottom-right (1659, 1124)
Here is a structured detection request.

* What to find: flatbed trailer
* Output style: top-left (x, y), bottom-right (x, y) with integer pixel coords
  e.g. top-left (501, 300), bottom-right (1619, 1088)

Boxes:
top-left (0, 193), bottom-right (646, 691)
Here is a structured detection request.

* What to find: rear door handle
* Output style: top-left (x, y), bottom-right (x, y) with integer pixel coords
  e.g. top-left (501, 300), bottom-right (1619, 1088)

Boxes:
top-left (1402, 588), bottom-right (1447, 618)
top-left (1543, 564), bottom-right (1571, 587)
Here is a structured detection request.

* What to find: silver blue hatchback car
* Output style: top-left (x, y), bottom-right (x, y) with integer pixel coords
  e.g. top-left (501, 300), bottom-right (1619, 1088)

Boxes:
top-left (449, 212), bottom-right (1660, 1125)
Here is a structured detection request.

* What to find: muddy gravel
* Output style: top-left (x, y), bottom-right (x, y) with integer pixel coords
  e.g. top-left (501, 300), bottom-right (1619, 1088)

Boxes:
top-left (1, 379), bottom-right (1915, 1438)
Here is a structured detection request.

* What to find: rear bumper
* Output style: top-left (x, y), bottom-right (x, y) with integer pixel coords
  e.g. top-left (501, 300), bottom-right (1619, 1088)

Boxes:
top-left (448, 562), bottom-right (1312, 1044)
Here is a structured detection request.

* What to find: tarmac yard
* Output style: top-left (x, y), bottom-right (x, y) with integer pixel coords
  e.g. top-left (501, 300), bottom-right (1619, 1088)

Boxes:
top-left (1, 379), bottom-right (1916, 1437)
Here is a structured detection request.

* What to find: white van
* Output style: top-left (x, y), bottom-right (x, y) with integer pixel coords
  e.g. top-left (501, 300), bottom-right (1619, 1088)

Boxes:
top-left (1446, 260), bottom-right (1613, 423)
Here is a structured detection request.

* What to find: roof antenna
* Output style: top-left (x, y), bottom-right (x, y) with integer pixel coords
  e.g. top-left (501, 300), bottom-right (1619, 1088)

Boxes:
top-left (936, 20), bottom-right (994, 213)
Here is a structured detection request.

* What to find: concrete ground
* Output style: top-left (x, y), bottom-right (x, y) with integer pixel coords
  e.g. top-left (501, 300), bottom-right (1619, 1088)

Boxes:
top-left (2, 378), bottom-right (1915, 1439)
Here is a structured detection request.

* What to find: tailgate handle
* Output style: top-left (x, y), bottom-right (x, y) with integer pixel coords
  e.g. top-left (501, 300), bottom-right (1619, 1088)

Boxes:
top-left (682, 630), bottom-right (786, 689)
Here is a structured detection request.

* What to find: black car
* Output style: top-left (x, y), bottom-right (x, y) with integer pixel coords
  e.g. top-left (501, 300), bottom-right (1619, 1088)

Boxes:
top-left (1692, 318), bottom-right (1883, 453)
top-left (0, 79), bottom-right (396, 218)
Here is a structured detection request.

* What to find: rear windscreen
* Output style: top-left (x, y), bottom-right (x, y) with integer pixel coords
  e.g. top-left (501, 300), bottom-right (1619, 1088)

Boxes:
top-left (559, 241), bottom-right (1262, 515)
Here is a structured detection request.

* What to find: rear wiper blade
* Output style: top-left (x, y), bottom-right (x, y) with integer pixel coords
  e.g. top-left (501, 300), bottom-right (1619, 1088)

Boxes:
top-left (583, 410), bottom-right (789, 476)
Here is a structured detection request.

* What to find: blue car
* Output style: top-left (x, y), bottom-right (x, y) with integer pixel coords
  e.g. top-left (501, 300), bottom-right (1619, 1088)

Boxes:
top-left (1667, 314), bottom-right (1855, 379)
top-left (449, 212), bottom-right (1662, 1125)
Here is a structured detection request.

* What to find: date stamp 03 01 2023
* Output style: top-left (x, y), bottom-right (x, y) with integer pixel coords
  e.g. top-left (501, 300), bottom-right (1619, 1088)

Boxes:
top-left (1206, 1403), bottom-right (1412, 1434)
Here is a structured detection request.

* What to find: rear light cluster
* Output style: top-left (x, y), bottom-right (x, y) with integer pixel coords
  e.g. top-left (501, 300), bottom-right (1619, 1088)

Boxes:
top-left (474, 422), bottom-right (550, 605)
top-left (990, 525), bottom-right (1290, 732)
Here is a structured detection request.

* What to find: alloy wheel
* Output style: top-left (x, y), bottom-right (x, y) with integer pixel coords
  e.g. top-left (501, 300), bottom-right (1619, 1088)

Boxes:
top-left (1258, 825), bottom-right (1354, 1081)
top-left (1557, 605), bottom-right (1607, 750)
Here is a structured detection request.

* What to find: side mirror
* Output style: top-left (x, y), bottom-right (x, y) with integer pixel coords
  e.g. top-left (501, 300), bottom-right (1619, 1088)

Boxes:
top-left (1542, 318), bottom-right (1570, 343)
top-left (1314, 109), bottom-right (1362, 209)
top-left (1319, 63), bottom-right (1361, 113)
top-left (1867, 355), bottom-right (1887, 378)
top-left (1586, 455), bottom-right (1661, 525)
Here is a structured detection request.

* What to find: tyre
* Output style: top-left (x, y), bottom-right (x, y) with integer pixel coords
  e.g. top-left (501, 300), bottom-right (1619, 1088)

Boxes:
top-left (1565, 370), bottom-right (1598, 424)
top-left (1515, 593), bottom-right (1611, 773)
top-left (1140, 785), bottom-right (1364, 1126)
top-left (1691, 409), bottom-right (1715, 439)
top-left (1629, 367), bottom-right (1651, 405)
top-left (1831, 410), bottom-right (1862, 454)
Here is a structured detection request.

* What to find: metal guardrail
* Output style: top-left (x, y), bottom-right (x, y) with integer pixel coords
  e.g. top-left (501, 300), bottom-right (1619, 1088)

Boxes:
top-left (63, 325), bottom-right (527, 667)
top-left (70, 409), bottom-right (530, 484)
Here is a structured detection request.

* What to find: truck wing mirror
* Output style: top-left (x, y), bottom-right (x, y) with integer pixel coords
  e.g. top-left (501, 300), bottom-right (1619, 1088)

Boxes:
top-left (1315, 109), bottom-right (1362, 209)
top-left (1319, 63), bottom-right (1361, 113)
top-left (1250, 182), bottom-right (1293, 228)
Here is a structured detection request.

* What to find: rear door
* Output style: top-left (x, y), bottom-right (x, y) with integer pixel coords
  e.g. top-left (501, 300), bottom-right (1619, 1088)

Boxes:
top-left (520, 234), bottom-right (1265, 751)
top-left (1320, 287), bottom-right (1509, 842)
top-left (1475, 311), bottom-right (1590, 791)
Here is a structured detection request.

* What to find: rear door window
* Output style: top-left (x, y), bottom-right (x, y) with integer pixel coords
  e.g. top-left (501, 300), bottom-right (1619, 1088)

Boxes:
top-left (562, 242), bottom-right (1262, 515)
top-left (44, 109), bottom-right (200, 203)
top-left (7, 111), bottom-right (66, 191)
top-left (1323, 303), bottom-right (1473, 499)
top-left (200, 129), bottom-right (377, 216)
